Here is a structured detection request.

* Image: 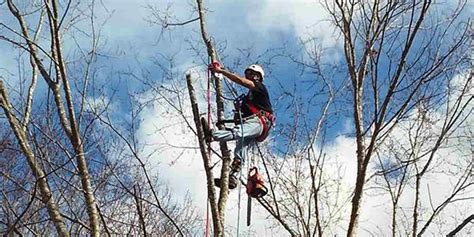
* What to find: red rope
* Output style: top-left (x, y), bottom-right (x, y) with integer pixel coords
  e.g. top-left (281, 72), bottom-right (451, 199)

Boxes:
top-left (207, 67), bottom-right (212, 141)
top-left (204, 63), bottom-right (212, 237)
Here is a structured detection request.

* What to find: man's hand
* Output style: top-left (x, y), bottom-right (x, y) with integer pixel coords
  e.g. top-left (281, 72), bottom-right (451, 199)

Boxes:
top-left (208, 61), bottom-right (223, 73)
top-left (208, 61), bottom-right (256, 89)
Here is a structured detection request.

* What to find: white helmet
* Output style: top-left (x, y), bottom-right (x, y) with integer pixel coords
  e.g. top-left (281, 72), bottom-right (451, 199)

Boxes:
top-left (245, 64), bottom-right (265, 80)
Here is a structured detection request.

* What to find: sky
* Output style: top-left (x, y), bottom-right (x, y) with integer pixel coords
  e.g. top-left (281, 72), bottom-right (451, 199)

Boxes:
top-left (124, 1), bottom-right (472, 236)
top-left (1, 0), bottom-right (472, 236)
top-left (92, 0), bottom-right (345, 234)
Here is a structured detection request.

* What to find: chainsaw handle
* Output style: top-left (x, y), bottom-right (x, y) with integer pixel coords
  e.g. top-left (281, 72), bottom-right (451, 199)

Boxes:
top-left (248, 167), bottom-right (258, 175)
top-left (255, 184), bottom-right (268, 198)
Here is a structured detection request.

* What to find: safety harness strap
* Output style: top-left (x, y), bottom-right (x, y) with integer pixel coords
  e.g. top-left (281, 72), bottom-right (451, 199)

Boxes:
top-left (243, 96), bottom-right (275, 142)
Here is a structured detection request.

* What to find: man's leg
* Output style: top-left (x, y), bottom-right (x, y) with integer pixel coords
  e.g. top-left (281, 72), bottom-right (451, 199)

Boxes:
top-left (212, 116), bottom-right (262, 142)
top-left (211, 128), bottom-right (236, 142)
top-left (214, 117), bottom-right (263, 189)
top-left (228, 138), bottom-right (256, 189)
top-left (227, 158), bottom-right (242, 189)
top-left (214, 139), bottom-right (254, 189)
top-left (227, 117), bottom-right (262, 189)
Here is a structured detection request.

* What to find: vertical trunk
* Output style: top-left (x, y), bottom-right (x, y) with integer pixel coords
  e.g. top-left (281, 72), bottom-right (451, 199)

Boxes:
top-left (50, 83), bottom-right (100, 236)
top-left (333, 2), bottom-right (369, 235)
top-left (45, 0), bottom-right (101, 234)
top-left (0, 82), bottom-right (70, 237)
top-left (7, 0), bottom-right (100, 234)
top-left (412, 174), bottom-right (421, 237)
top-left (195, 0), bottom-right (232, 234)
top-left (392, 201), bottom-right (397, 237)
top-left (309, 164), bottom-right (322, 237)
top-left (347, 79), bottom-right (366, 237)
top-left (185, 73), bottom-right (223, 236)
top-left (74, 142), bottom-right (100, 236)
top-left (346, 163), bottom-right (366, 237)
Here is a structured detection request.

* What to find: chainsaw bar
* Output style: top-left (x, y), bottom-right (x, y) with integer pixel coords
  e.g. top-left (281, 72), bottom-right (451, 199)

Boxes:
top-left (247, 195), bottom-right (251, 226)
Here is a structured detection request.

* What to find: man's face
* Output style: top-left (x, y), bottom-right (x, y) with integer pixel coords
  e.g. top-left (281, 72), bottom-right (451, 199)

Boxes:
top-left (245, 70), bottom-right (261, 81)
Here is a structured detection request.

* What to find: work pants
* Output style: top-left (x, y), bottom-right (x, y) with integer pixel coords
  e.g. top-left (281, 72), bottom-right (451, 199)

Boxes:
top-left (212, 116), bottom-right (262, 163)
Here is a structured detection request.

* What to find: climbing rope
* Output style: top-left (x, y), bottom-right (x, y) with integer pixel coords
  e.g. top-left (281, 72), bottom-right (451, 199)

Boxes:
top-left (236, 105), bottom-right (245, 237)
top-left (206, 60), bottom-right (274, 236)
top-left (205, 58), bottom-right (212, 237)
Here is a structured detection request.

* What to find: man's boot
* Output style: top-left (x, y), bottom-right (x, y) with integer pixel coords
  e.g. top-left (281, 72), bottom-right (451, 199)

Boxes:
top-left (214, 158), bottom-right (242, 190)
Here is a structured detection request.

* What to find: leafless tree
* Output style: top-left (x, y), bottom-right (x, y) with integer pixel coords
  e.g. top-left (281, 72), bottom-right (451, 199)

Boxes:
top-left (112, 0), bottom-right (473, 236)
top-left (146, 0), bottom-right (261, 235)
top-left (1, 1), bottom-right (200, 236)
top-left (322, 0), bottom-right (472, 235)
top-left (1, 0), bottom-right (100, 234)
top-left (373, 78), bottom-right (473, 236)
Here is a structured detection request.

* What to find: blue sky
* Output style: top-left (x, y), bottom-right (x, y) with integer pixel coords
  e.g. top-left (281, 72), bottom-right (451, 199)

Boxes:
top-left (1, 0), bottom-right (472, 236)
top-left (60, 0), bottom-right (350, 148)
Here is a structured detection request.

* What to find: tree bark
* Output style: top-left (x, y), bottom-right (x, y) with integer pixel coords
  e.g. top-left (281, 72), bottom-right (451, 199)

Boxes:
top-left (6, 0), bottom-right (101, 234)
top-left (195, 0), bottom-right (233, 235)
top-left (185, 73), bottom-right (223, 236)
top-left (0, 81), bottom-right (70, 237)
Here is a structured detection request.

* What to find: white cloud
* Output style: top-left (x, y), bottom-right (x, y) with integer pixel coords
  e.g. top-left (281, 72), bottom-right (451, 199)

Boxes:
top-left (125, 3), bottom-right (472, 236)
top-left (358, 72), bottom-right (473, 235)
top-left (133, 70), bottom-right (472, 236)
top-left (256, 0), bottom-right (335, 45)
top-left (254, 0), bottom-right (343, 63)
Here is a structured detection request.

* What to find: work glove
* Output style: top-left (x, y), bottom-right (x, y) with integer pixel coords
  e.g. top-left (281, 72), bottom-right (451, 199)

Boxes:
top-left (208, 61), bottom-right (224, 79)
top-left (208, 61), bottom-right (222, 72)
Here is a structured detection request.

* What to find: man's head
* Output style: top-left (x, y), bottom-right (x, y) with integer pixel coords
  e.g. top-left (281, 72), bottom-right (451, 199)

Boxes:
top-left (245, 64), bottom-right (265, 82)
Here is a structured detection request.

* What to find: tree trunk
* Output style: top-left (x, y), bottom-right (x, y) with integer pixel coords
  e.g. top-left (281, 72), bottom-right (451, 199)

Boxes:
top-left (346, 71), bottom-right (366, 236)
top-left (412, 174), bottom-right (421, 237)
top-left (0, 81), bottom-right (70, 237)
top-left (185, 73), bottom-right (223, 236)
top-left (46, 0), bottom-right (101, 234)
top-left (7, 0), bottom-right (101, 234)
top-left (195, 0), bottom-right (233, 235)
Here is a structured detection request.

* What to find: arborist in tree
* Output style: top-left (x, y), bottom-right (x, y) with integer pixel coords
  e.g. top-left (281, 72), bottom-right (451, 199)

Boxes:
top-left (202, 62), bottom-right (275, 190)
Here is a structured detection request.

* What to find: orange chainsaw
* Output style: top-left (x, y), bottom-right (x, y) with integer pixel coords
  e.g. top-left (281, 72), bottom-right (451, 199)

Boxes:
top-left (246, 167), bottom-right (268, 198)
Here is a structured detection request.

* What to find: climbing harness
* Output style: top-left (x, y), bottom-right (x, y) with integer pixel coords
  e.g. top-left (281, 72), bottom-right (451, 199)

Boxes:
top-left (243, 95), bottom-right (275, 142)
top-left (216, 94), bottom-right (275, 142)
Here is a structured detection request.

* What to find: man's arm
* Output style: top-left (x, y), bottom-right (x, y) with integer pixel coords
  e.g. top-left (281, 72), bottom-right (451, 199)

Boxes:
top-left (218, 69), bottom-right (256, 89)
top-left (210, 63), bottom-right (256, 89)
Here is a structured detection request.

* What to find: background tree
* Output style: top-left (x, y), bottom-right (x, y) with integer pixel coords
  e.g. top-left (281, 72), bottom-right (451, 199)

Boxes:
top-left (321, 0), bottom-right (472, 235)
top-left (2, 0), bottom-right (471, 236)
top-left (1, 0), bottom-right (200, 235)
top-left (147, 0), bottom-right (472, 236)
